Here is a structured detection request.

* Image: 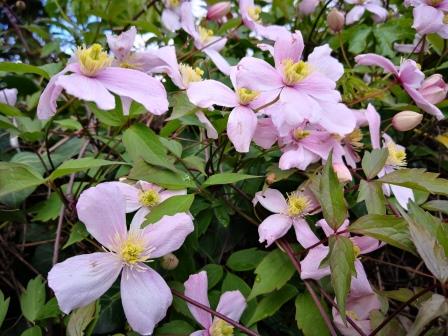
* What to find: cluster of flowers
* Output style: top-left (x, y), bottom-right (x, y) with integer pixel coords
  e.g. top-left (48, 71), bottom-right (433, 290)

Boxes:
top-left (6, 0), bottom-right (442, 335)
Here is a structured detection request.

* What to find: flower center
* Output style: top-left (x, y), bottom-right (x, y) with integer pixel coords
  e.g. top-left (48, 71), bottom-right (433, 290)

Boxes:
top-left (76, 43), bottom-right (111, 76)
top-left (117, 233), bottom-right (149, 265)
top-left (429, 0), bottom-right (443, 6)
top-left (139, 189), bottom-right (160, 207)
top-left (287, 193), bottom-right (311, 217)
top-left (166, 0), bottom-right (180, 8)
top-left (210, 319), bottom-right (234, 336)
top-left (346, 310), bottom-right (359, 321)
top-left (248, 6), bottom-right (262, 22)
top-left (293, 128), bottom-right (311, 141)
top-left (179, 63), bottom-right (203, 86)
top-left (282, 59), bottom-right (311, 85)
top-left (346, 129), bottom-right (363, 150)
top-left (386, 143), bottom-right (407, 167)
top-left (237, 87), bottom-right (259, 105)
top-left (199, 27), bottom-right (215, 44)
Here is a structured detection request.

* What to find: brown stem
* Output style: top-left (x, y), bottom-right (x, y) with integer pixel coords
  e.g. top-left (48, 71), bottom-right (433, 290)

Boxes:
top-left (171, 289), bottom-right (259, 336)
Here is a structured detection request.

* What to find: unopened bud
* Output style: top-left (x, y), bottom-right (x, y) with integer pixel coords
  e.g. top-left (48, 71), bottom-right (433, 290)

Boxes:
top-left (333, 163), bottom-right (352, 183)
top-left (161, 253), bottom-right (179, 270)
top-left (327, 9), bottom-right (345, 33)
top-left (418, 74), bottom-right (448, 104)
top-left (206, 2), bottom-right (231, 21)
top-left (392, 111), bottom-right (423, 131)
top-left (15, 1), bottom-right (26, 11)
top-left (266, 173), bottom-right (276, 185)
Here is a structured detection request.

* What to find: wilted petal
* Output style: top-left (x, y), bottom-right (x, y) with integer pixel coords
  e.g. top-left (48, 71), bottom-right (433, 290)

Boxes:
top-left (121, 265), bottom-right (172, 335)
top-left (292, 218), bottom-right (320, 249)
top-left (258, 213), bottom-right (292, 246)
top-left (253, 188), bottom-right (287, 213)
top-left (187, 80), bottom-right (238, 108)
top-left (48, 252), bottom-right (122, 314)
top-left (184, 271), bottom-right (212, 329)
top-left (216, 291), bottom-right (247, 321)
top-left (227, 106), bottom-right (257, 153)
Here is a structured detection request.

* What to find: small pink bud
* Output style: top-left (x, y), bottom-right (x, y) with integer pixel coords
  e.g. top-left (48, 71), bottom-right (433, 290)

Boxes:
top-left (266, 173), bottom-right (276, 185)
top-left (392, 111), bottom-right (423, 131)
top-left (418, 74), bottom-right (448, 104)
top-left (206, 1), bottom-right (231, 21)
top-left (327, 9), bottom-right (345, 33)
top-left (161, 253), bottom-right (179, 270)
top-left (333, 163), bottom-right (352, 183)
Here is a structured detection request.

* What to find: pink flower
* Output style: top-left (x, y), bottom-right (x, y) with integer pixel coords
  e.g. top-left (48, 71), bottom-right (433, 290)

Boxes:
top-left (298, 0), bottom-right (321, 15)
top-left (186, 67), bottom-right (271, 152)
top-left (184, 271), bottom-right (247, 336)
top-left (161, 0), bottom-right (184, 32)
top-left (252, 117), bottom-right (278, 149)
top-left (207, 1), bottom-right (231, 22)
top-left (107, 180), bottom-right (186, 229)
top-left (48, 183), bottom-right (194, 335)
top-left (365, 104), bottom-right (415, 209)
top-left (355, 53), bottom-right (445, 120)
top-left (412, 4), bottom-right (448, 38)
top-left (300, 219), bottom-right (381, 297)
top-left (418, 74), bottom-right (448, 104)
top-left (181, 2), bottom-right (231, 75)
top-left (239, 0), bottom-right (289, 40)
top-left (405, 0), bottom-right (448, 11)
top-left (253, 187), bottom-right (320, 247)
top-left (0, 88), bottom-right (17, 105)
top-left (236, 32), bottom-right (356, 137)
top-left (345, 0), bottom-right (388, 25)
top-left (37, 43), bottom-right (168, 120)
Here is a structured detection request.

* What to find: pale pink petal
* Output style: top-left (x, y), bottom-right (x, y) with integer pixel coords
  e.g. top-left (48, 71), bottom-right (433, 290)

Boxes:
top-left (106, 182), bottom-right (141, 212)
top-left (97, 67), bottom-right (168, 115)
top-left (159, 189), bottom-right (187, 202)
top-left (298, 0), bottom-right (320, 14)
top-left (48, 252), bottom-right (122, 314)
top-left (216, 291), bottom-right (246, 321)
top-left (390, 183), bottom-right (414, 209)
top-left (300, 245), bottom-right (331, 280)
top-left (346, 5), bottom-right (366, 25)
top-left (318, 102), bottom-right (356, 136)
top-left (0, 88), bottom-right (17, 106)
top-left (412, 5), bottom-right (445, 36)
top-left (253, 188), bottom-right (288, 213)
top-left (316, 218), bottom-right (350, 237)
top-left (292, 218), bottom-right (320, 248)
top-left (162, 8), bottom-right (182, 32)
top-left (181, 2), bottom-right (199, 40)
top-left (187, 80), bottom-right (238, 108)
top-left (107, 26), bottom-right (136, 60)
top-left (365, 103), bottom-right (381, 149)
top-left (196, 111), bottom-right (219, 139)
top-left (190, 331), bottom-right (207, 336)
top-left (350, 260), bottom-right (375, 297)
top-left (355, 54), bottom-right (398, 76)
top-left (252, 118), bottom-right (278, 149)
top-left (352, 236), bottom-right (382, 254)
top-left (258, 213), bottom-right (293, 246)
top-left (76, 183), bottom-right (127, 249)
top-left (365, 4), bottom-right (388, 22)
top-left (308, 45), bottom-right (344, 82)
top-left (404, 84), bottom-right (445, 120)
top-left (130, 206), bottom-right (151, 230)
top-left (121, 265), bottom-right (172, 335)
top-left (142, 213), bottom-right (194, 258)
top-left (294, 72), bottom-right (340, 102)
top-left (120, 96), bottom-right (132, 116)
top-left (274, 31), bottom-right (304, 69)
top-left (139, 46), bottom-right (183, 87)
top-left (184, 271), bottom-right (212, 329)
top-left (399, 60), bottom-right (424, 88)
top-left (279, 146), bottom-right (319, 171)
top-left (256, 24), bottom-right (290, 41)
top-left (236, 57), bottom-right (284, 91)
top-left (203, 48), bottom-right (231, 75)
top-left (227, 106), bottom-right (257, 153)
top-left (281, 88), bottom-right (321, 126)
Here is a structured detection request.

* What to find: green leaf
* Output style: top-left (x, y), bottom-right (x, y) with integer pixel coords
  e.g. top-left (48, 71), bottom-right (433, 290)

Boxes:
top-left (248, 249), bottom-right (295, 300)
top-left (168, 92), bottom-right (198, 120)
top-left (67, 301), bottom-right (98, 336)
top-left (182, 156), bottom-right (206, 175)
top-left (36, 298), bottom-right (60, 320)
top-left (201, 264), bottom-right (224, 289)
top-left (48, 158), bottom-right (127, 180)
top-left (246, 284), bottom-right (298, 326)
top-left (221, 272), bottom-right (251, 297)
top-left (226, 248), bottom-right (268, 272)
top-left (156, 320), bottom-right (195, 335)
top-left (0, 162), bottom-right (45, 197)
top-left (21, 326), bottom-right (42, 336)
top-left (63, 222), bottom-right (89, 249)
top-left (349, 214), bottom-right (416, 254)
top-left (0, 102), bottom-right (23, 116)
top-left (0, 62), bottom-right (49, 78)
top-left (122, 123), bottom-right (176, 171)
top-left (89, 102), bottom-right (126, 127)
top-left (347, 25), bottom-right (372, 54)
top-left (20, 276), bottom-right (46, 322)
top-left (202, 173), bottom-right (260, 187)
top-left (378, 169), bottom-right (448, 196)
top-left (54, 119), bottom-right (83, 130)
top-left (318, 152), bottom-right (347, 229)
top-left (329, 236), bottom-right (355, 324)
top-left (159, 137), bottom-right (182, 157)
top-left (0, 290), bottom-right (10, 328)
top-left (422, 200), bottom-right (448, 215)
top-left (361, 148), bottom-right (388, 180)
top-left (144, 194), bottom-right (194, 226)
top-left (32, 193), bottom-right (62, 222)
top-left (357, 180), bottom-right (386, 215)
top-left (295, 292), bottom-right (330, 336)
top-left (407, 294), bottom-right (448, 336)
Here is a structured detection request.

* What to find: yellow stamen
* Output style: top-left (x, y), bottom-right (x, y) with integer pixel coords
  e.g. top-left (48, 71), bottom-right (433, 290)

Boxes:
top-left (293, 128), bottom-right (311, 141)
top-left (139, 189), bottom-right (160, 207)
top-left (166, 0), bottom-right (180, 8)
top-left (346, 310), bottom-right (359, 321)
top-left (179, 63), bottom-right (203, 86)
top-left (282, 59), bottom-right (312, 85)
top-left (199, 26), bottom-right (215, 44)
top-left (76, 44), bottom-right (111, 76)
top-left (346, 129), bottom-right (363, 150)
top-left (248, 6), bottom-right (262, 22)
top-left (353, 243), bottom-right (361, 258)
top-left (210, 319), bottom-right (234, 336)
top-left (444, 14), bottom-right (448, 24)
top-left (118, 233), bottom-right (149, 265)
top-left (237, 88), bottom-right (259, 105)
top-left (287, 192), bottom-right (311, 217)
top-left (386, 143), bottom-right (407, 167)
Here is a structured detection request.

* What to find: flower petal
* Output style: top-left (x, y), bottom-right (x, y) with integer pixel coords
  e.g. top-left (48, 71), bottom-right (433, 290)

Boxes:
top-left (350, 260), bottom-right (375, 297)
top-left (279, 146), bottom-right (319, 171)
top-left (121, 265), bottom-right (172, 335)
top-left (161, 8), bottom-right (182, 32)
top-left (106, 182), bottom-right (141, 212)
top-left (355, 54), bottom-right (398, 77)
top-left (0, 88), bottom-right (17, 106)
top-left (142, 213), bottom-right (194, 258)
top-left (390, 183), bottom-right (414, 209)
top-left (184, 271), bottom-right (212, 329)
top-left (253, 188), bottom-right (288, 213)
top-left (365, 103), bottom-right (381, 149)
top-left (187, 80), bottom-right (238, 108)
top-left (365, 3), bottom-right (388, 22)
top-left (196, 111), bottom-right (219, 139)
top-left (106, 26), bottom-right (136, 60)
top-left (216, 291), bottom-right (247, 321)
top-left (258, 213), bottom-right (292, 247)
top-left (292, 218), bottom-right (320, 249)
top-left (252, 118), bottom-right (278, 149)
top-left (48, 252), bottom-right (122, 314)
top-left (203, 49), bottom-right (231, 75)
top-left (227, 106), bottom-right (257, 153)
top-left (76, 183), bottom-right (127, 249)
top-left (404, 84), bottom-right (445, 120)
top-left (300, 245), bottom-right (331, 280)
top-left (346, 5), bottom-right (366, 25)
top-left (308, 44), bottom-right (344, 82)
top-left (318, 102), bottom-right (356, 136)
top-left (274, 31), bottom-right (304, 69)
top-left (236, 57), bottom-right (284, 91)
top-left (130, 206), bottom-right (151, 231)
top-left (159, 189), bottom-right (187, 202)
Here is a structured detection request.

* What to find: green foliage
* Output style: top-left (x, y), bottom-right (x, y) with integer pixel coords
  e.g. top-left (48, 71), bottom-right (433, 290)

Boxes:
top-left (295, 293), bottom-right (330, 336)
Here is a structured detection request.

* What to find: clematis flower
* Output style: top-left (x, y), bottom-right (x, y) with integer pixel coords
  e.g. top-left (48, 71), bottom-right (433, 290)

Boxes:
top-left (365, 104), bottom-right (415, 209)
top-left (187, 67), bottom-right (272, 152)
top-left (184, 271), bottom-right (247, 336)
top-left (239, 0), bottom-right (290, 40)
top-left (252, 117), bottom-right (279, 149)
top-left (37, 43), bottom-right (168, 119)
top-left (236, 32), bottom-right (356, 137)
top-left (355, 53), bottom-right (445, 120)
top-left (207, 1), bottom-right (231, 22)
top-left (411, 4), bottom-right (448, 38)
top-left (48, 183), bottom-right (194, 335)
top-left (300, 219), bottom-right (382, 297)
top-left (181, 2), bottom-right (231, 75)
top-left (0, 88), bottom-right (17, 106)
top-left (344, 0), bottom-right (388, 25)
top-left (298, 0), bottom-right (321, 15)
top-left (418, 74), bottom-right (448, 104)
top-left (253, 187), bottom-right (320, 247)
top-left (405, 0), bottom-right (448, 10)
top-left (107, 180), bottom-right (186, 230)
top-left (161, 0), bottom-right (184, 32)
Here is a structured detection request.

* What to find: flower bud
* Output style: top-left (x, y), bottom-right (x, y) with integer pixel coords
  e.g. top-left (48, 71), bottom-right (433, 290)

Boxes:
top-left (206, 2), bottom-right (231, 21)
top-left (161, 253), bottom-right (179, 270)
top-left (327, 9), bottom-right (345, 33)
top-left (266, 172), bottom-right (276, 185)
top-left (418, 74), bottom-right (448, 104)
top-left (392, 111), bottom-right (423, 131)
top-left (333, 163), bottom-right (352, 183)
